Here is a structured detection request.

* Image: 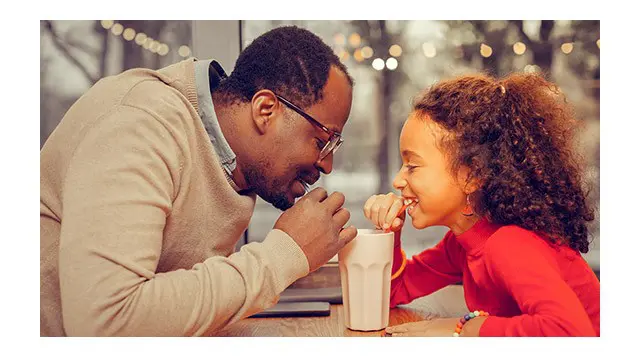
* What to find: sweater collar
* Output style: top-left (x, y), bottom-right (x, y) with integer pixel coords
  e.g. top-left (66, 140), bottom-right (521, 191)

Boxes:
top-left (194, 59), bottom-right (240, 192)
top-left (455, 217), bottom-right (501, 254)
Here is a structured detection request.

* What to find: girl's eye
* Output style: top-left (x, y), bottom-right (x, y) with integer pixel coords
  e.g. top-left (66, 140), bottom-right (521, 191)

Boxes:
top-left (406, 164), bottom-right (417, 173)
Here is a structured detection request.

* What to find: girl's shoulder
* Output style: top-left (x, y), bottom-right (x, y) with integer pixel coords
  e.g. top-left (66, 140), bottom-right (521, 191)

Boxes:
top-left (485, 225), bottom-right (556, 256)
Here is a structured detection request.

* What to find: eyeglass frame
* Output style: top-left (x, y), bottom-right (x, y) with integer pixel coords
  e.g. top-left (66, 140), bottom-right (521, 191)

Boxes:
top-left (274, 94), bottom-right (344, 161)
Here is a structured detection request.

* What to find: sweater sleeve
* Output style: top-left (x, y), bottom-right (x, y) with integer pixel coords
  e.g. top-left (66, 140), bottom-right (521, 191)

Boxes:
top-left (58, 106), bottom-right (309, 336)
top-left (390, 231), bottom-right (463, 307)
top-left (479, 228), bottom-right (596, 336)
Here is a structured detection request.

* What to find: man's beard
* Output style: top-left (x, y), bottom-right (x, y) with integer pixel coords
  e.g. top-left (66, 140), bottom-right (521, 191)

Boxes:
top-left (243, 160), bottom-right (297, 211)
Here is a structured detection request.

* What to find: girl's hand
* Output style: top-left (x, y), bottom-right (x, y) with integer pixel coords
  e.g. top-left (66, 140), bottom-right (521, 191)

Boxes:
top-left (385, 316), bottom-right (487, 337)
top-left (385, 318), bottom-right (460, 337)
top-left (363, 193), bottom-right (408, 232)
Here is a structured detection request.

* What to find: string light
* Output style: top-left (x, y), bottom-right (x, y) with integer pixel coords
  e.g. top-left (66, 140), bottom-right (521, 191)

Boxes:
top-left (361, 46), bottom-right (374, 59)
top-left (349, 33), bottom-right (361, 47)
top-left (353, 48), bottom-right (364, 62)
top-left (480, 43), bottom-right (493, 58)
top-left (142, 37), bottom-right (153, 50)
top-left (111, 23), bottom-right (124, 36)
top-left (386, 57), bottom-right (398, 70)
top-left (157, 44), bottom-right (170, 56)
top-left (524, 64), bottom-right (541, 73)
top-left (389, 44), bottom-right (402, 57)
top-left (134, 32), bottom-right (147, 45)
top-left (561, 42), bottom-right (574, 54)
top-left (178, 45), bottom-right (191, 57)
top-left (339, 50), bottom-right (350, 62)
top-left (99, 21), bottom-right (190, 58)
top-left (149, 40), bottom-right (160, 53)
top-left (98, 21), bottom-right (598, 64)
top-left (100, 20), bottom-right (114, 30)
top-left (513, 41), bottom-right (526, 55)
top-left (123, 28), bottom-right (136, 41)
top-left (372, 58), bottom-right (385, 71)
top-left (422, 42), bottom-right (436, 58)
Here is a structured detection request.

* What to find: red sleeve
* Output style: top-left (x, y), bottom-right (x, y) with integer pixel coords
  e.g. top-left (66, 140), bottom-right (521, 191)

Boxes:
top-left (479, 227), bottom-right (596, 336)
top-left (389, 230), bottom-right (463, 307)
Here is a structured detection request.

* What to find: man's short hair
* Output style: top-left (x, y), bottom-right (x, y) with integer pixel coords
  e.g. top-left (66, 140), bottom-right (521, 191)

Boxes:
top-left (215, 26), bottom-right (354, 108)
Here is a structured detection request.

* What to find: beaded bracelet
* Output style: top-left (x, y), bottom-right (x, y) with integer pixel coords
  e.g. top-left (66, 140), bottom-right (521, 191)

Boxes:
top-left (390, 249), bottom-right (407, 280)
top-left (453, 310), bottom-right (489, 337)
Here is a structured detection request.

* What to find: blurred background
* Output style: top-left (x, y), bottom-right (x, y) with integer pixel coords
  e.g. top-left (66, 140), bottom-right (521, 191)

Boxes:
top-left (40, 20), bottom-right (600, 275)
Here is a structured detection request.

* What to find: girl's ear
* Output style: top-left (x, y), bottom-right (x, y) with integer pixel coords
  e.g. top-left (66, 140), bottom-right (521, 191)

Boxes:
top-left (458, 166), bottom-right (481, 195)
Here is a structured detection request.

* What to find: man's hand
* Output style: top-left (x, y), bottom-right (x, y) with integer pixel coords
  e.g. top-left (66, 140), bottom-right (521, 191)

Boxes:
top-left (274, 187), bottom-right (358, 272)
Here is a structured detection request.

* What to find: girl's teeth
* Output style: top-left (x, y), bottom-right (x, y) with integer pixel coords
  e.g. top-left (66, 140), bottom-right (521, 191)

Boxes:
top-left (404, 198), bottom-right (419, 205)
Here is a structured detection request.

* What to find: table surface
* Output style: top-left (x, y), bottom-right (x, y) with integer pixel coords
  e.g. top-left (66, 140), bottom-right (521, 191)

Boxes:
top-left (213, 285), bottom-right (468, 337)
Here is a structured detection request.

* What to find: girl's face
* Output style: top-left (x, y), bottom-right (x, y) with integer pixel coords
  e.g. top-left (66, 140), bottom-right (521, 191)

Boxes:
top-left (392, 112), bottom-right (471, 230)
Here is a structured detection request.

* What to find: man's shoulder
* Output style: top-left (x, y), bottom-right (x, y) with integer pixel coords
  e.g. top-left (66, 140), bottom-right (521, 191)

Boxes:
top-left (121, 80), bottom-right (192, 116)
top-left (93, 60), bottom-right (196, 116)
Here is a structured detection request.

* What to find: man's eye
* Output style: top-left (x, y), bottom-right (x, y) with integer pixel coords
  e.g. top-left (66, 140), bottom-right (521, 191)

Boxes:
top-left (315, 138), bottom-right (326, 150)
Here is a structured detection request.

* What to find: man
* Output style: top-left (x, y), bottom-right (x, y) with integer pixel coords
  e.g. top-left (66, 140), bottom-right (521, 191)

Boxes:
top-left (40, 26), bottom-right (357, 336)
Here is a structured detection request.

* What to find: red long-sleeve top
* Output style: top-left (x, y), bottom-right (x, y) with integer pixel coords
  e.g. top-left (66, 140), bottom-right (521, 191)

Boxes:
top-left (390, 218), bottom-right (600, 336)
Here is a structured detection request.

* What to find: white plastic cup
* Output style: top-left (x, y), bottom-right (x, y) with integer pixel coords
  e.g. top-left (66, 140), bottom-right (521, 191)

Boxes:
top-left (338, 229), bottom-right (394, 331)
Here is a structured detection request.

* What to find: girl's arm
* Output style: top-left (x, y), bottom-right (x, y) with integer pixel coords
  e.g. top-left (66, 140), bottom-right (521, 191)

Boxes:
top-left (390, 230), bottom-right (464, 307)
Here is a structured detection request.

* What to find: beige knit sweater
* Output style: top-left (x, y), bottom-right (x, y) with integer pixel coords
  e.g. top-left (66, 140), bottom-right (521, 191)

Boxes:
top-left (40, 59), bottom-right (309, 336)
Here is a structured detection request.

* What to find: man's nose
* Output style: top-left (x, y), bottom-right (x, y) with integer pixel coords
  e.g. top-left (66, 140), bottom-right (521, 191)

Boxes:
top-left (316, 153), bottom-right (334, 175)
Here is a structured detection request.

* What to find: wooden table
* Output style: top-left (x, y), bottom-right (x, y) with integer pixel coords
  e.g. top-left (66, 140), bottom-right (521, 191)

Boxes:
top-left (214, 285), bottom-right (468, 337)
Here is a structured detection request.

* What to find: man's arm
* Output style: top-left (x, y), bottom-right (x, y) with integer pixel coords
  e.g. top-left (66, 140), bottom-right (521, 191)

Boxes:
top-left (58, 106), bottom-right (309, 336)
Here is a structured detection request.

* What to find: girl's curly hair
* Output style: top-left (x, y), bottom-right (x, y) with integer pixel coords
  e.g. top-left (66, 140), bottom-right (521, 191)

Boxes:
top-left (413, 72), bottom-right (595, 253)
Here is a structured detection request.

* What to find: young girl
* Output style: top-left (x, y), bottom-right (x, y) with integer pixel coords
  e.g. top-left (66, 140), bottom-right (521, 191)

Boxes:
top-left (363, 73), bottom-right (599, 337)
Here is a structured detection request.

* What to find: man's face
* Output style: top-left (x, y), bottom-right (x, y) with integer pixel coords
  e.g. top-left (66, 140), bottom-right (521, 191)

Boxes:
top-left (246, 66), bottom-right (353, 210)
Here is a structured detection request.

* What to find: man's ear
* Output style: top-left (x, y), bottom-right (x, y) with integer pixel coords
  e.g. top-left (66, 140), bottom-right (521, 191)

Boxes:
top-left (250, 89), bottom-right (279, 135)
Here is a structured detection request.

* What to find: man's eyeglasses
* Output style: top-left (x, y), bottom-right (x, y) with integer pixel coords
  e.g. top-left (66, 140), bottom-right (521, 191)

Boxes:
top-left (275, 94), bottom-right (344, 162)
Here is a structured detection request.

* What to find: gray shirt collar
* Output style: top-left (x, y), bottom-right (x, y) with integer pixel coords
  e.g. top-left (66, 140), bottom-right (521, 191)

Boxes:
top-left (194, 60), bottom-right (240, 191)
